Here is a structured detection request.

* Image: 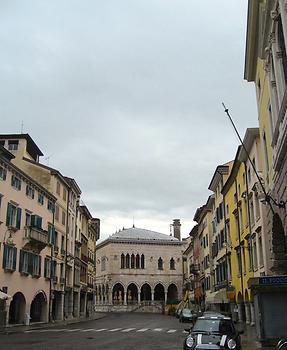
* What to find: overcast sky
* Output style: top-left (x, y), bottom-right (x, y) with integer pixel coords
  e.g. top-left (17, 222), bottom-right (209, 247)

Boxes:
top-left (0, 0), bottom-right (258, 239)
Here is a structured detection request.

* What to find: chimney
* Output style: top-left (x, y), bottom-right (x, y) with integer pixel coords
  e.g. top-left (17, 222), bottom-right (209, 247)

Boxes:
top-left (173, 219), bottom-right (181, 241)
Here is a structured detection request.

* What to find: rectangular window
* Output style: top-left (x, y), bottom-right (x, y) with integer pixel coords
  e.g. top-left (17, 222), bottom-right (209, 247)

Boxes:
top-left (258, 236), bottom-right (264, 267)
top-left (2, 244), bottom-right (17, 271)
top-left (63, 188), bottom-right (67, 201)
top-left (44, 257), bottom-right (51, 278)
top-left (250, 197), bottom-right (255, 226)
top-left (55, 205), bottom-right (59, 221)
top-left (47, 199), bottom-right (55, 212)
top-left (48, 224), bottom-right (55, 245)
top-left (25, 212), bottom-right (31, 226)
top-left (8, 140), bottom-right (19, 151)
top-left (255, 192), bottom-right (260, 220)
top-left (19, 250), bottom-right (29, 274)
top-left (56, 181), bottom-right (60, 195)
top-left (101, 257), bottom-right (106, 271)
top-left (236, 249), bottom-right (242, 276)
top-left (6, 203), bottom-right (22, 229)
top-left (30, 215), bottom-right (42, 229)
top-left (28, 253), bottom-right (41, 276)
top-left (62, 210), bottom-right (66, 226)
top-left (26, 185), bottom-right (35, 199)
top-left (11, 175), bottom-right (21, 191)
top-left (253, 239), bottom-right (258, 269)
top-left (0, 166), bottom-right (7, 180)
top-left (38, 193), bottom-right (44, 205)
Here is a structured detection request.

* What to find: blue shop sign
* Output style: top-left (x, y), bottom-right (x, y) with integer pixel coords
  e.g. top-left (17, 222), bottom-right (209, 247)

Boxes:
top-left (259, 276), bottom-right (287, 285)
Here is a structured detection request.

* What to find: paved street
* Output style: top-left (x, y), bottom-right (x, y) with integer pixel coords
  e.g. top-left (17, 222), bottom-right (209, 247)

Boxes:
top-left (0, 313), bottom-right (273, 350)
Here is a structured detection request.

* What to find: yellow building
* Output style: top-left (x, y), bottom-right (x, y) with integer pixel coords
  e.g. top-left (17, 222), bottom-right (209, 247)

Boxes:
top-left (244, 1), bottom-right (287, 341)
top-left (222, 128), bottom-right (267, 326)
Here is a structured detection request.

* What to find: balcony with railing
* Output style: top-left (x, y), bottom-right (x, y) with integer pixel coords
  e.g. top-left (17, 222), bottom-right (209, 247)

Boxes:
top-left (24, 226), bottom-right (48, 252)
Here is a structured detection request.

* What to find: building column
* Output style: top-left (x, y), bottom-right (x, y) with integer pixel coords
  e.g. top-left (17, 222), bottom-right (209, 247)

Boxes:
top-left (84, 293), bottom-right (87, 317)
top-left (109, 291), bottom-right (113, 305)
top-left (25, 302), bottom-right (31, 325)
top-left (250, 302), bottom-right (255, 326)
top-left (237, 303), bottom-right (243, 323)
top-left (164, 291), bottom-right (168, 304)
top-left (245, 302), bottom-right (251, 324)
top-left (137, 291), bottom-right (141, 304)
top-left (151, 291), bottom-right (154, 302)
top-left (124, 291), bottom-right (127, 306)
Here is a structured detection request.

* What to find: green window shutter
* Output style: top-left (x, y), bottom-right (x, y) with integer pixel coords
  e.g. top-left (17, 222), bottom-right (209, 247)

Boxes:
top-left (16, 208), bottom-right (22, 229)
top-left (52, 260), bottom-right (56, 277)
top-left (44, 258), bottom-right (48, 277)
top-left (38, 256), bottom-right (41, 276)
top-left (19, 250), bottom-right (24, 272)
top-left (30, 215), bottom-right (36, 227)
top-left (28, 253), bottom-right (33, 274)
top-left (36, 216), bottom-right (42, 229)
top-left (2, 244), bottom-right (8, 269)
top-left (12, 247), bottom-right (17, 270)
top-left (6, 203), bottom-right (12, 226)
top-left (48, 225), bottom-right (55, 245)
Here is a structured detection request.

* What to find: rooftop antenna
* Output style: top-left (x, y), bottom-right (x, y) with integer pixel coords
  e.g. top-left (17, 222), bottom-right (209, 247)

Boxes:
top-left (20, 121), bottom-right (24, 134)
top-left (132, 216), bottom-right (135, 228)
top-left (44, 154), bottom-right (53, 166)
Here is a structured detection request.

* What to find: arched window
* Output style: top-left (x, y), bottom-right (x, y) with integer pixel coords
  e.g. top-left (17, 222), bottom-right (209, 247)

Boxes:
top-left (131, 254), bottom-right (135, 269)
top-left (136, 254), bottom-right (140, 269)
top-left (158, 257), bottom-right (163, 270)
top-left (121, 254), bottom-right (125, 269)
top-left (141, 254), bottom-right (145, 269)
top-left (170, 258), bottom-right (175, 270)
top-left (126, 254), bottom-right (130, 269)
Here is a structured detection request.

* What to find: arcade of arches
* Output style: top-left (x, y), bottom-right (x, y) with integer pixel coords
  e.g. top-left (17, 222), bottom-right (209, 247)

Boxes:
top-left (95, 282), bottom-right (179, 305)
top-left (8, 291), bottom-right (48, 325)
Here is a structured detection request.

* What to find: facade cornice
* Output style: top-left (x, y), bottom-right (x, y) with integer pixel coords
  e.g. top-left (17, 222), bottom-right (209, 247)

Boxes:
top-left (96, 238), bottom-right (183, 250)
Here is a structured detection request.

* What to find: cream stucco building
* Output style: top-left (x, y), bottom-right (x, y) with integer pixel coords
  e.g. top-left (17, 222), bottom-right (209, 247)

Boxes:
top-left (95, 226), bottom-right (183, 312)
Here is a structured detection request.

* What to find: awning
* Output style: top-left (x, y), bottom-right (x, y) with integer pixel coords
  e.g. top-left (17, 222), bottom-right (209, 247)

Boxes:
top-left (205, 290), bottom-right (229, 304)
top-left (0, 290), bottom-right (11, 300)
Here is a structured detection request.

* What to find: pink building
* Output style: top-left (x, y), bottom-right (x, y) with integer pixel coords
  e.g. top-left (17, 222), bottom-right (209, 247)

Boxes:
top-left (0, 145), bottom-right (56, 326)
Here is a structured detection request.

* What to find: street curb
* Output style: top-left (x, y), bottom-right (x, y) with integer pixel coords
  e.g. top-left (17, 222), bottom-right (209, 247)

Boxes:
top-left (0, 313), bottom-right (107, 334)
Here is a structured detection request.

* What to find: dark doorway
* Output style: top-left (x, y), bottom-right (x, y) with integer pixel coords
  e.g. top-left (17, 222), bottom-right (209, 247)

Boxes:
top-left (30, 292), bottom-right (47, 323)
top-left (9, 292), bottom-right (26, 324)
top-left (140, 283), bottom-right (151, 301)
top-left (154, 283), bottom-right (165, 301)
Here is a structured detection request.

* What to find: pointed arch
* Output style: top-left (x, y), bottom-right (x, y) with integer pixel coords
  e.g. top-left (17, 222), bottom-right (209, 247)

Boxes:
top-left (170, 258), bottom-right (175, 270)
top-left (140, 283), bottom-right (151, 301)
top-left (126, 254), bottom-right (130, 269)
top-left (121, 253), bottom-right (125, 269)
top-left (112, 283), bottom-right (124, 305)
top-left (158, 257), bottom-right (163, 270)
top-left (9, 292), bottom-right (26, 324)
top-left (141, 254), bottom-right (145, 269)
top-left (127, 283), bottom-right (138, 304)
top-left (154, 283), bottom-right (165, 301)
top-left (136, 254), bottom-right (140, 269)
top-left (131, 254), bottom-right (135, 269)
top-left (167, 283), bottom-right (178, 302)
